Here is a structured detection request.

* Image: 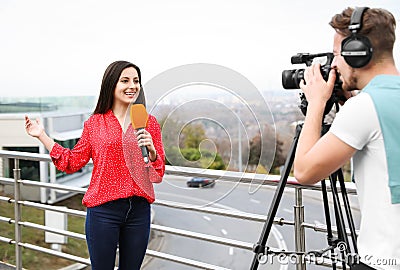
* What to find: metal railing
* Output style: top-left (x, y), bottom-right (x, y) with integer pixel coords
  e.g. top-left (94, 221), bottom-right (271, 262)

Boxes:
top-left (0, 150), bottom-right (358, 270)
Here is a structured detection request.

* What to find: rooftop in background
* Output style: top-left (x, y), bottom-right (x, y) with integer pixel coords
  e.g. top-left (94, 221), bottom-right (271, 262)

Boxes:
top-left (0, 102), bottom-right (57, 113)
top-left (0, 96), bottom-right (96, 114)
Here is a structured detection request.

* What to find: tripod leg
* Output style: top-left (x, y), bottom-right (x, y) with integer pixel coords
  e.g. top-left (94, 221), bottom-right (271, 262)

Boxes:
top-left (250, 123), bottom-right (303, 270)
top-left (337, 169), bottom-right (358, 254)
top-left (329, 171), bottom-right (350, 269)
top-left (321, 180), bottom-right (337, 270)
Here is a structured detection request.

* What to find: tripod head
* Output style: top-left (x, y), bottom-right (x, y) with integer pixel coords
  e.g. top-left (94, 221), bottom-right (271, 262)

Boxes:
top-left (298, 91), bottom-right (341, 118)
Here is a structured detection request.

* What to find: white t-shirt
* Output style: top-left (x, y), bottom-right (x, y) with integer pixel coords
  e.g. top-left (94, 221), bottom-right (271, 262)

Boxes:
top-left (330, 92), bottom-right (400, 270)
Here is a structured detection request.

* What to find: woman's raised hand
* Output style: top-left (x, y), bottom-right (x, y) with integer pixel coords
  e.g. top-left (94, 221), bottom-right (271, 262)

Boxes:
top-left (25, 115), bottom-right (45, 138)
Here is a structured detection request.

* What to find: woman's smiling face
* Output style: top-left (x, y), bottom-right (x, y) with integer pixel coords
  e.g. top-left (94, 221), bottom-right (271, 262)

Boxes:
top-left (113, 67), bottom-right (141, 107)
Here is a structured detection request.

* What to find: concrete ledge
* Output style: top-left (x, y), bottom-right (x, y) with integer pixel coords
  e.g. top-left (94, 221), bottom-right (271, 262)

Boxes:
top-left (0, 262), bottom-right (19, 270)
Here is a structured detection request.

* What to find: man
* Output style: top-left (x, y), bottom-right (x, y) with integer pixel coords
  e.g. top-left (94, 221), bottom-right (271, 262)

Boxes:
top-left (293, 7), bottom-right (400, 270)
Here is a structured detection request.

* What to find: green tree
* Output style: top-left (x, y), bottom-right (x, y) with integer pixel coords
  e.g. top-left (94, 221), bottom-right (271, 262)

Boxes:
top-left (248, 125), bottom-right (286, 173)
top-left (163, 122), bottom-right (226, 170)
top-left (180, 123), bottom-right (206, 148)
top-left (249, 132), bottom-right (261, 166)
top-left (271, 134), bottom-right (285, 169)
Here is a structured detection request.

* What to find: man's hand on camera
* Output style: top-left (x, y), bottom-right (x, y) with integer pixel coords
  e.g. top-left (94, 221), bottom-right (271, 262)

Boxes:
top-left (299, 63), bottom-right (336, 106)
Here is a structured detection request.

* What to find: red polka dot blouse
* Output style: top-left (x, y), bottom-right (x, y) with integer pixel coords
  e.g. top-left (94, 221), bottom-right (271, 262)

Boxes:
top-left (50, 109), bottom-right (165, 207)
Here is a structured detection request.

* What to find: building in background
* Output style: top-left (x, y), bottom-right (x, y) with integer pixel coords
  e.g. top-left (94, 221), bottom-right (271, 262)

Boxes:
top-left (0, 97), bottom-right (95, 203)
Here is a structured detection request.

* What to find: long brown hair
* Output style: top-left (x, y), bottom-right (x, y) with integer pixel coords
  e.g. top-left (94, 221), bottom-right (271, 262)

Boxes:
top-left (93, 61), bottom-right (146, 114)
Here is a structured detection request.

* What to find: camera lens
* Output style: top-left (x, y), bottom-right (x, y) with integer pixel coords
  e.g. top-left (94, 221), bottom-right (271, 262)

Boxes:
top-left (282, 69), bottom-right (304, 89)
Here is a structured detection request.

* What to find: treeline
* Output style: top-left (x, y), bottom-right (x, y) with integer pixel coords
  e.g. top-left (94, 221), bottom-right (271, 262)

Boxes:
top-left (159, 117), bottom-right (287, 174)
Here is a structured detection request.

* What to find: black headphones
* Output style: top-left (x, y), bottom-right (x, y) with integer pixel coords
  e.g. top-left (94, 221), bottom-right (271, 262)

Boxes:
top-left (341, 7), bottom-right (373, 68)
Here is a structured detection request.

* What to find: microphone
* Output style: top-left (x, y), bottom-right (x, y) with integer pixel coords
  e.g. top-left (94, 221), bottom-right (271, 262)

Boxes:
top-left (130, 104), bottom-right (150, 164)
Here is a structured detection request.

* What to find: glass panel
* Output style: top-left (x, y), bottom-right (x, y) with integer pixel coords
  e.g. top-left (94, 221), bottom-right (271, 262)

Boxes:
top-left (3, 147), bottom-right (40, 181)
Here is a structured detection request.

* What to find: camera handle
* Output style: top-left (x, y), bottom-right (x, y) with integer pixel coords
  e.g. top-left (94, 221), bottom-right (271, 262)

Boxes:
top-left (250, 122), bottom-right (358, 270)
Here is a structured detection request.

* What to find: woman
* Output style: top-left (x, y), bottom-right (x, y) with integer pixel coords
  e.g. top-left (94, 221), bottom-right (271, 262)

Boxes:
top-left (25, 60), bottom-right (165, 270)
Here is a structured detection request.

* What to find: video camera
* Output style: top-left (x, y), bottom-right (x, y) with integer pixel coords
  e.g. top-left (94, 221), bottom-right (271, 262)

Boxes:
top-left (281, 52), bottom-right (343, 116)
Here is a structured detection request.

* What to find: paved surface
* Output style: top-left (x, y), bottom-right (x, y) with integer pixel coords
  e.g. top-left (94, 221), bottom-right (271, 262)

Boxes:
top-left (0, 262), bottom-right (16, 270)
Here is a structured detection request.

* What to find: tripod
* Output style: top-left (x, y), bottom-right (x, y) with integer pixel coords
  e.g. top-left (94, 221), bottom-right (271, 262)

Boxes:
top-left (250, 122), bottom-right (360, 270)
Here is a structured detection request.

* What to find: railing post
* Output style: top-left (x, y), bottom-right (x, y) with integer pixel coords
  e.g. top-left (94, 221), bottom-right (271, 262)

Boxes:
top-left (294, 187), bottom-right (306, 270)
top-left (13, 158), bottom-right (22, 270)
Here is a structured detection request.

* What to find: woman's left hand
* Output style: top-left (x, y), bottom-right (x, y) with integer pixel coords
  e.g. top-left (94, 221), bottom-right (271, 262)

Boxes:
top-left (136, 129), bottom-right (157, 161)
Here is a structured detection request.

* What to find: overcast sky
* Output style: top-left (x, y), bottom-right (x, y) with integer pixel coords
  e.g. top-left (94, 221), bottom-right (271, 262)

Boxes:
top-left (1, 0), bottom-right (399, 98)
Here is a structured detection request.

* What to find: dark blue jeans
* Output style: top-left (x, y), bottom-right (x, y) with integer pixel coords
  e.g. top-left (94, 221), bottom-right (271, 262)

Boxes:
top-left (85, 196), bottom-right (151, 270)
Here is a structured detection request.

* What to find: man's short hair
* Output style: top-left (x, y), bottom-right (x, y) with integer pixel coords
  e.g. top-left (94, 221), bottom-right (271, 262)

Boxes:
top-left (330, 7), bottom-right (396, 61)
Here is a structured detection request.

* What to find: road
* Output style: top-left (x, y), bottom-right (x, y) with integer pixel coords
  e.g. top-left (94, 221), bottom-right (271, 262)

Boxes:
top-left (145, 175), bottom-right (361, 270)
